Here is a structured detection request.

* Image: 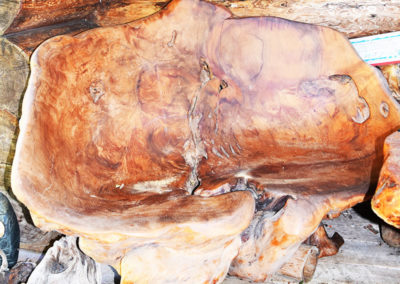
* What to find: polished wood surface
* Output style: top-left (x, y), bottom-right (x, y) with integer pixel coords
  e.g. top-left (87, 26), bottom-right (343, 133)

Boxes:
top-left (11, 0), bottom-right (400, 282)
top-left (372, 131), bottom-right (400, 229)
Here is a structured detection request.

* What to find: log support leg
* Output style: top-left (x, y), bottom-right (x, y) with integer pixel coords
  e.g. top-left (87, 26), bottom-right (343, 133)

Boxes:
top-left (306, 224), bottom-right (344, 258)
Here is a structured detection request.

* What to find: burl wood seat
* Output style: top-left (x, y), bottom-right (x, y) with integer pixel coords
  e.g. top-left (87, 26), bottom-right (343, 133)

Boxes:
top-left (11, 0), bottom-right (400, 282)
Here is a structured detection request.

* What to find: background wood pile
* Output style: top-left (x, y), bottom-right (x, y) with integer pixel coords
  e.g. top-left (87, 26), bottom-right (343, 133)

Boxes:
top-left (0, 0), bottom-right (399, 282)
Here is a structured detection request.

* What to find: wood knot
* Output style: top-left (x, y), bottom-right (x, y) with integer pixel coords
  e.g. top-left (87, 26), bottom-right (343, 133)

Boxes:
top-left (89, 81), bottom-right (105, 103)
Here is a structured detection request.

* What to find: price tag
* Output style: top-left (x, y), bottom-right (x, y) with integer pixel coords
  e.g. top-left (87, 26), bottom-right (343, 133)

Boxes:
top-left (350, 31), bottom-right (400, 66)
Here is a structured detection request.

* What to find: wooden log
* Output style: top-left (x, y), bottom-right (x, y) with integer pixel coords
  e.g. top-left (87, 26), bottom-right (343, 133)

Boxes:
top-left (0, 249), bottom-right (9, 282)
top-left (4, 19), bottom-right (98, 55)
top-left (92, 0), bottom-right (400, 38)
top-left (216, 0), bottom-right (400, 38)
top-left (10, 0), bottom-right (400, 282)
top-left (277, 244), bottom-right (319, 282)
top-left (3, 0), bottom-right (400, 54)
top-left (27, 236), bottom-right (101, 284)
top-left (92, 0), bottom-right (170, 27)
top-left (0, 0), bottom-right (100, 35)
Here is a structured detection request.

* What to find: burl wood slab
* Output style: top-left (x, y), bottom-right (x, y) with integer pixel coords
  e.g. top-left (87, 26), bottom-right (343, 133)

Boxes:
top-left (11, 0), bottom-right (400, 282)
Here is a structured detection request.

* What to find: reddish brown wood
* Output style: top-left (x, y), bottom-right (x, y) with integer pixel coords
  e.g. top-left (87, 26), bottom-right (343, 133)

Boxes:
top-left (4, 19), bottom-right (98, 55)
top-left (306, 224), bottom-right (344, 258)
top-left (11, 0), bottom-right (400, 282)
top-left (1, 0), bottom-right (99, 34)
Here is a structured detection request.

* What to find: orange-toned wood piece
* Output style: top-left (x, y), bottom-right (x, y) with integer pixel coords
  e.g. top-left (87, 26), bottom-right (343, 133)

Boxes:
top-left (372, 131), bottom-right (400, 229)
top-left (11, 0), bottom-right (400, 282)
top-left (306, 224), bottom-right (344, 258)
top-left (380, 64), bottom-right (400, 102)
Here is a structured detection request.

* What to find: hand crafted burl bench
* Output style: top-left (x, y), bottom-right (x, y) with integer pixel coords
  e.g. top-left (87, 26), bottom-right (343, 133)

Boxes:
top-left (11, 0), bottom-right (400, 283)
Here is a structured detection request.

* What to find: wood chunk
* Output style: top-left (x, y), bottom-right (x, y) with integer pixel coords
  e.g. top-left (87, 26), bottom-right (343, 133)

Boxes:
top-left (306, 224), bottom-right (344, 258)
top-left (380, 64), bottom-right (400, 102)
top-left (372, 132), bottom-right (400, 228)
top-left (10, 0), bottom-right (400, 282)
top-left (8, 261), bottom-right (36, 284)
top-left (27, 236), bottom-right (101, 284)
top-left (209, 0), bottom-right (400, 38)
top-left (4, 19), bottom-right (98, 55)
top-left (0, 0), bottom-right (100, 35)
top-left (277, 244), bottom-right (319, 282)
top-left (92, 0), bottom-right (170, 27)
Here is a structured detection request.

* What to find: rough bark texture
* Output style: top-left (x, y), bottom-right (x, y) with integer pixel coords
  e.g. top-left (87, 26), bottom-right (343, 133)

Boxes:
top-left (0, 0), bottom-right (100, 35)
top-left (10, 0), bottom-right (400, 282)
top-left (207, 0), bottom-right (400, 38)
top-left (27, 236), bottom-right (101, 284)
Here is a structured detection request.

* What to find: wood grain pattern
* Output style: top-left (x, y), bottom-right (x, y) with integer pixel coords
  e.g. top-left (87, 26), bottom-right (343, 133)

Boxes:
top-left (4, 19), bottom-right (98, 55)
top-left (1, 0), bottom-right (100, 34)
top-left (93, 0), bottom-right (400, 38)
top-left (10, 0), bottom-right (400, 282)
top-left (2, 0), bottom-right (400, 55)
top-left (26, 236), bottom-right (101, 284)
top-left (0, 38), bottom-right (29, 188)
top-left (209, 0), bottom-right (400, 38)
top-left (372, 131), bottom-right (400, 228)
top-left (0, 0), bottom-right (21, 35)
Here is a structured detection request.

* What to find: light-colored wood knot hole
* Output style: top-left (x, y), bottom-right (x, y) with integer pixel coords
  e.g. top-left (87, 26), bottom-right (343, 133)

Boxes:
top-left (200, 58), bottom-right (212, 85)
top-left (167, 30), bottom-right (177, 47)
top-left (352, 97), bottom-right (370, 124)
top-left (380, 101), bottom-right (389, 118)
top-left (89, 80), bottom-right (105, 103)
